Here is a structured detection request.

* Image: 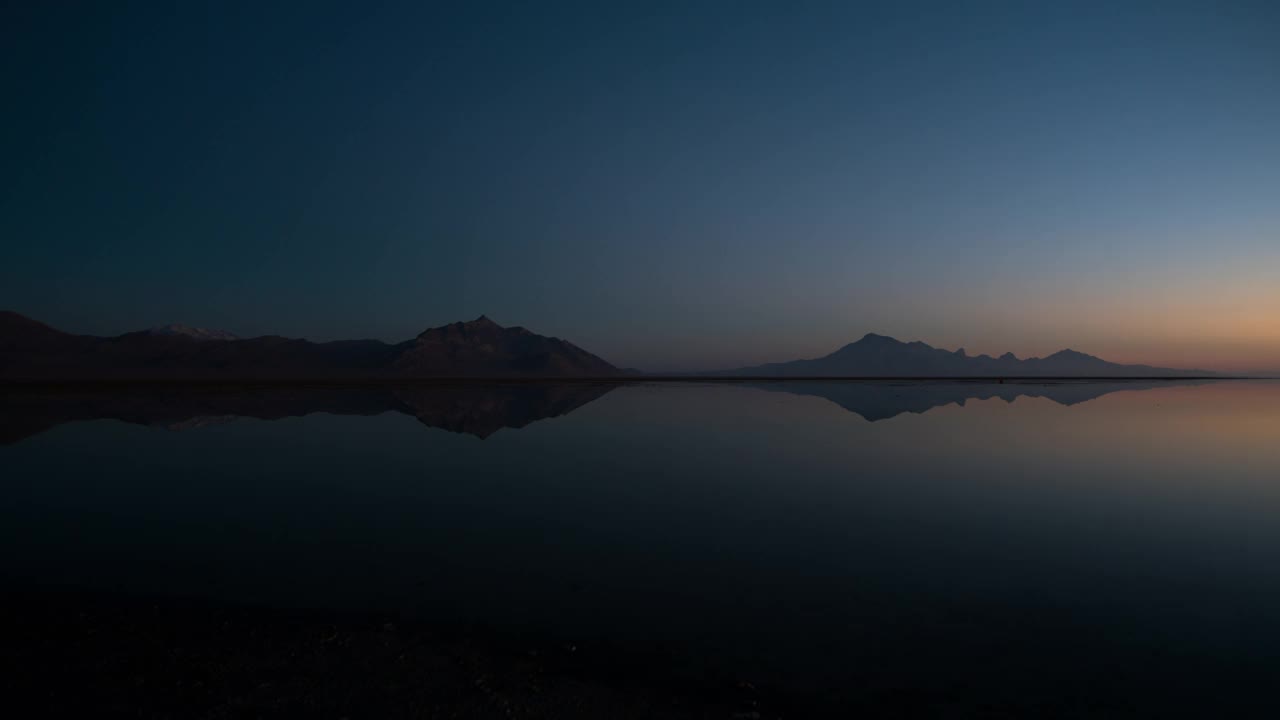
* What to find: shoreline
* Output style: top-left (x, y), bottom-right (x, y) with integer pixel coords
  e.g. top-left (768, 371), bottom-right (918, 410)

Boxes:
top-left (0, 375), bottom-right (1249, 389)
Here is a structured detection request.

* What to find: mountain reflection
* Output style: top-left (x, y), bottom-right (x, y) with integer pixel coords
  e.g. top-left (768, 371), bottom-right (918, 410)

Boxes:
top-left (749, 379), bottom-right (1217, 422)
top-left (0, 382), bottom-right (620, 444)
top-left (0, 379), bottom-right (1221, 444)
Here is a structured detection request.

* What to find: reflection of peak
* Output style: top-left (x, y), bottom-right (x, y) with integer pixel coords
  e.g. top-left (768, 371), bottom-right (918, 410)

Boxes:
top-left (0, 383), bottom-right (619, 445)
top-left (391, 383), bottom-right (616, 439)
top-left (751, 379), bottom-right (1215, 423)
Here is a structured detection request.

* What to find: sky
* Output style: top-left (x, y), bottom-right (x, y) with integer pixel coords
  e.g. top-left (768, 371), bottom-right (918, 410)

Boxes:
top-left (2, 1), bottom-right (1278, 372)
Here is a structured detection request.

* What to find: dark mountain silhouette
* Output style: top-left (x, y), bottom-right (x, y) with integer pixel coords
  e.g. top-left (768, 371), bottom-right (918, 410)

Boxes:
top-left (392, 316), bottom-right (617, 376)
top-left (720, 333), bottom-right (1215, 377)
top-left (0, 382), bottom-right (619, 444)
top-left (0, 312), bottom-right (620, 379)
top-left (0, 312), bottom-right (71, 350)
top-left (751, 379), bottom-right (1215, 422)
top-left (148, 324), bottom-right (240, 341)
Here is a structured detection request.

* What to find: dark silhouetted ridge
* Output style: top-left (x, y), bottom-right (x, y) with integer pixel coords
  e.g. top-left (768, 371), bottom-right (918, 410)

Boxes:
top-left (0, 312), bottom-right (621, 379)
top-left (148, 324), bottom-right (239, 341)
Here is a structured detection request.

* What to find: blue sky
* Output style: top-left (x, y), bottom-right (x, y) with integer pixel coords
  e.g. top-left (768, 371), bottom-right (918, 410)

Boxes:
top-left (3, 1), bottom-right (1278, 370)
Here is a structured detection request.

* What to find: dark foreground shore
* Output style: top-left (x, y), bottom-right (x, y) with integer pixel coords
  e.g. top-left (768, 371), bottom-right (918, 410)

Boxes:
top-left (3, 587), bottom-right (1275, 718)
top-left (0, 589), bottom-right (787, 719)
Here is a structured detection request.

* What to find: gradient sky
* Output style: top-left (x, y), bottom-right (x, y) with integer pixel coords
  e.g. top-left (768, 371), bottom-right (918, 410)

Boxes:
top-left (3, 1), bottom-right (1278, 371)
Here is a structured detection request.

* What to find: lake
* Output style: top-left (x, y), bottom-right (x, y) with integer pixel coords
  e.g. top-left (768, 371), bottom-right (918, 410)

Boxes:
top-left (3, 379), bottom-right (1279, 717)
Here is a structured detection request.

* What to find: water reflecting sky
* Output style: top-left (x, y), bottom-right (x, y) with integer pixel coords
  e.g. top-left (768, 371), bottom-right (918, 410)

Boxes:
top-left (3, 380), bottom-right (1279, 712)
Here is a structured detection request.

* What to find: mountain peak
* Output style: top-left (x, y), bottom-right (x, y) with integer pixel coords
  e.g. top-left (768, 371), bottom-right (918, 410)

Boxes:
top-left (831, 333), bottom-right (904, 355)
top-left (400, 316), bottom-right (618, 376)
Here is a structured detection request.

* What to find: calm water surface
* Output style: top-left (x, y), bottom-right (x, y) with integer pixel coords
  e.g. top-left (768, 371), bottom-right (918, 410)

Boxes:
top-left (3, 380), bottom-right (1280, 713)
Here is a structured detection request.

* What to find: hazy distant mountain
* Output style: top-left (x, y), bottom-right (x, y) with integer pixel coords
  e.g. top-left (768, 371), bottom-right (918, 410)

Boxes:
top-left (720, 333), bottom-right (1215, 377)
top-left (0, 312), bottom-right (620, 379)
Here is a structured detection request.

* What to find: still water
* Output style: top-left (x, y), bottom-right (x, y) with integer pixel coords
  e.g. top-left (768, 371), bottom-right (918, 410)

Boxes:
top-left (3, 380), bottom-right (1280, 714)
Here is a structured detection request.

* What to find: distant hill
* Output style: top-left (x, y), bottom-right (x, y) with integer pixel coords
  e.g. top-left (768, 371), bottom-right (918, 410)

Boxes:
top-left (718, 333), bottom-right (1216, 377)
top-left (0, 312), bottom-right (620, 379)
top-left (393, 316), bottom-right (617, 377)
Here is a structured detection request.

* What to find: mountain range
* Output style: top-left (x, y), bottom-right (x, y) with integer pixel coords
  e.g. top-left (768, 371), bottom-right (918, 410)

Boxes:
top-left (716, 333), bottom-right (1215, 377)
top-left (0, 312), bottom-right (620, 379)
top-left (1, 311), bottom-right (1217, 379)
